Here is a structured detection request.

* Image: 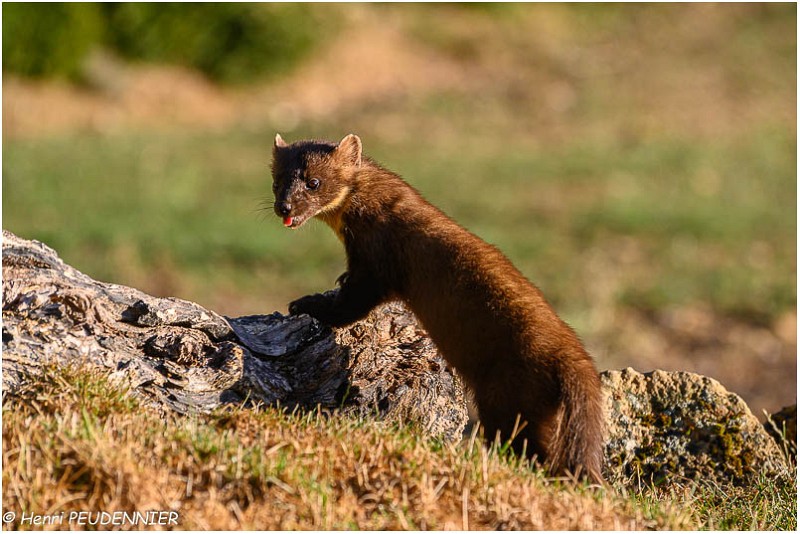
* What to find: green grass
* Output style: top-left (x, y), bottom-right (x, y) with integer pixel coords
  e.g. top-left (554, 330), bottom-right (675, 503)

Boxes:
top-left (4, 118), bottom-right (795, 325)
top-left (4, 4), bottom-right (795, 327)
top-left (693, 474), bottom-right (797, 530)
top-left (383, 126), bottom-right (795, 318)
top-left (2, 128), bottom-right (347, 314)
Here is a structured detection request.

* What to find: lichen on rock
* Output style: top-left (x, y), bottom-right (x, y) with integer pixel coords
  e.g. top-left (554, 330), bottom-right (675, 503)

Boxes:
top-left (602, 368), bottom-right (791, 486)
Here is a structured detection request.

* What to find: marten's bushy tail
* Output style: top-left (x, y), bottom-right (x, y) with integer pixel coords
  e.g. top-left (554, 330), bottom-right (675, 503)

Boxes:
top-left (548, 358), bottom-right (605, 483)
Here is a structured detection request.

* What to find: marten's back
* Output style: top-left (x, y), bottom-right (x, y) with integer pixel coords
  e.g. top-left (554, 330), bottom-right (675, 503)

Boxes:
top-left (364, 179), bottom-right (587, 382)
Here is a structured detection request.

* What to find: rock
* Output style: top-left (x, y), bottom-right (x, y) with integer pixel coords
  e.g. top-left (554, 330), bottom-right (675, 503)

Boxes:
top-left (2, 230), bottom-right (468, 440)
top-left (601, 368), bottom-right (791, 486)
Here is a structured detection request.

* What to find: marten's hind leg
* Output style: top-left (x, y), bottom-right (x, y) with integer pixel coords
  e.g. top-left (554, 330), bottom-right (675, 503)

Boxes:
top-left (474, 386), bottom-right (558, 466)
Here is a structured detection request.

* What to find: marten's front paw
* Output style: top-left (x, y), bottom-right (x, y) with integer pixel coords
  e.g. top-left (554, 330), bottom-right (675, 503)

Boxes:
top-left (288, 293), bottom-right (333, 319)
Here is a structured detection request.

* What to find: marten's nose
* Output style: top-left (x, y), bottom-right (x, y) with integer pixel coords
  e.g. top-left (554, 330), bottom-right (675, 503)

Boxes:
top-left (276, 201), bottom-right (292, 216)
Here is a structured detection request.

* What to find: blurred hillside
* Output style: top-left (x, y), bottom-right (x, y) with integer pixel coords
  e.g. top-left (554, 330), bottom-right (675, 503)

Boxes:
top-left (2, 3), bottom-right (796, 416)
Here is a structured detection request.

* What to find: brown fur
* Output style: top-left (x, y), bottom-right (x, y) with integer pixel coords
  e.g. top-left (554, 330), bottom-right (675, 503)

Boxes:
top-left (271, 133), bottom-right (605, 482)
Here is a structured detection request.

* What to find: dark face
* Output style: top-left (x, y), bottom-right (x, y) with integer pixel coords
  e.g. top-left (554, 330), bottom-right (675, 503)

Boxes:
top-left (271, 141), bottom-right (343, 229)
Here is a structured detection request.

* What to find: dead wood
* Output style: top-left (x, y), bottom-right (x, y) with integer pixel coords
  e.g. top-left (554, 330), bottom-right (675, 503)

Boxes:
top-left (1, 230), bottom-right (468, 441)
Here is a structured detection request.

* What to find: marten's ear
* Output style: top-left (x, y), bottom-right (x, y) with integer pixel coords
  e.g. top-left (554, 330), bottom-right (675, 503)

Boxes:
top-left (336, 134), bottom-right (362, 167)
top-left (274, 133), bottom-right (288, 149)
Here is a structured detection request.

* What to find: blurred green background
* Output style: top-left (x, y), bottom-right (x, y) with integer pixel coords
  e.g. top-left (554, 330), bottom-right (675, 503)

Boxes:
top-left (3, 3), bottom-right (326, 83)
top-left (2, 3), bottom-right (796, 414)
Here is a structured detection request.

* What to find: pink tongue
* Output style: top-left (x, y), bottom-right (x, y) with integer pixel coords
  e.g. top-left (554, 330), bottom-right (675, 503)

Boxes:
top-left (283, 216), bottom-right (294, 227)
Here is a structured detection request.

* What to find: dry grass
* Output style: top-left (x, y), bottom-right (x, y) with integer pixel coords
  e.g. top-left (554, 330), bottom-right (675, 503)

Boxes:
top-left (2, 366), bottom-right (691, 530)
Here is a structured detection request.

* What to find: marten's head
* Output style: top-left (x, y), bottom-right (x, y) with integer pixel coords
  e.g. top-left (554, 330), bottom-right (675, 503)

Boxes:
top-left (271, 134), bottom-right (362, 229)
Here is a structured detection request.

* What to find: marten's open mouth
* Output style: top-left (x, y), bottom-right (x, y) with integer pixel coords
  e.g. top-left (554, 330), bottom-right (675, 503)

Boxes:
top-left (282, 215), bottom-right (306, 229)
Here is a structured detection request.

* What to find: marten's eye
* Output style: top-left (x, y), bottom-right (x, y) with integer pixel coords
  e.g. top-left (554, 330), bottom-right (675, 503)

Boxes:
top-left (307, 178), bottom-right (321, 190)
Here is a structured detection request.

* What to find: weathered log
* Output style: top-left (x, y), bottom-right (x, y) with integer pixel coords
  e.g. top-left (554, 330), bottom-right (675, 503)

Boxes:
top-left (1, 230), bottom-right (469, 441)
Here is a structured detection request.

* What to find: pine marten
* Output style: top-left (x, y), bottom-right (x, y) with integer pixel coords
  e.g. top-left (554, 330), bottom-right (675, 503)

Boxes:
top-left (270, 133), bottom-right (604, 482)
